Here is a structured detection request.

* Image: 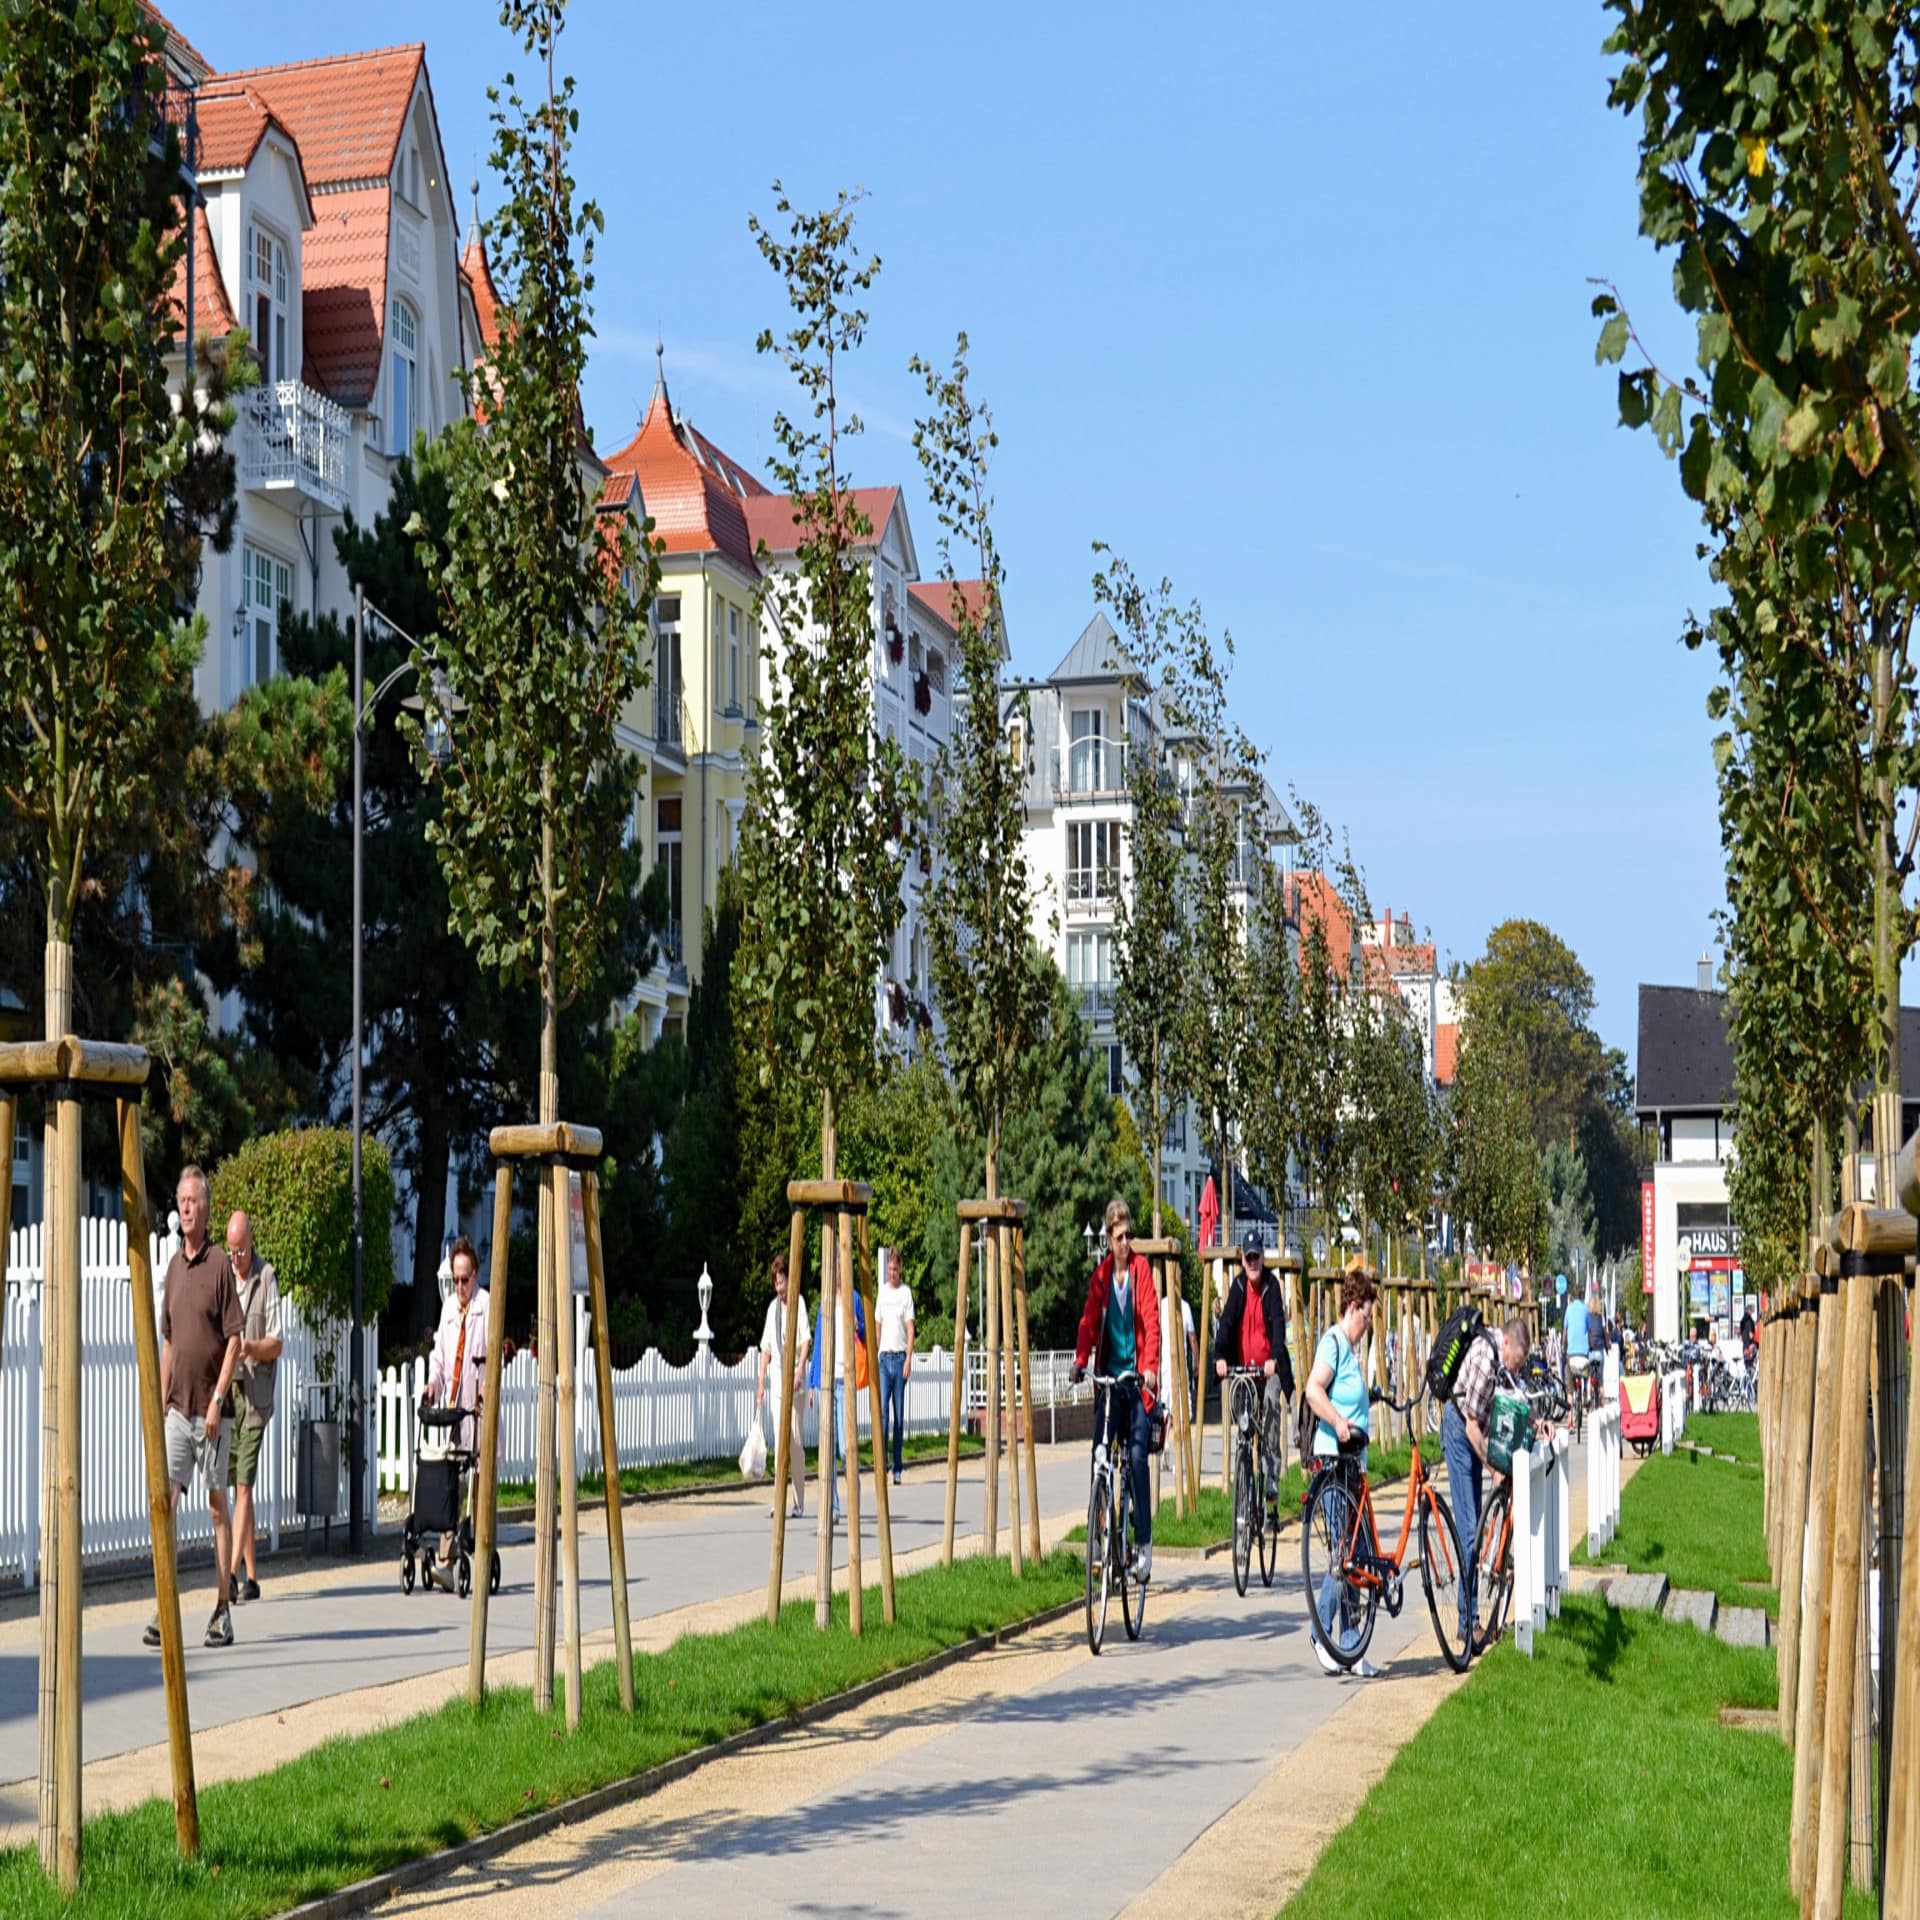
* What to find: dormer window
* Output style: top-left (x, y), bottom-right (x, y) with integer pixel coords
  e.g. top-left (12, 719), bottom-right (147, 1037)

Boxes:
top-left (250, 224), bottom-right (288, 384)
top-left (388, 297), bottom-right (418, 454)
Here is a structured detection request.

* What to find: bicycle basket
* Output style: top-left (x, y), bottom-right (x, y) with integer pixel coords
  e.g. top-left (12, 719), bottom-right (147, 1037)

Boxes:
top-left (1486, 1389), bottom-right (1534, 1477)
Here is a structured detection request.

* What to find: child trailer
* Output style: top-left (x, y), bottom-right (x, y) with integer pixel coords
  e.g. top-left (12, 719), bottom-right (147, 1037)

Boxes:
top-left (400, 1395), bottom-right (502, 1598)
top-left (1619, 1372), bottom-right (1660, 1458)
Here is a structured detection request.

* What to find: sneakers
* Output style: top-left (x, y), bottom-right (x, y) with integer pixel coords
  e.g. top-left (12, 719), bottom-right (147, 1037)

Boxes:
top-left (1356, 1658), bottom-right (1381, 1679)
top-left (1128, 1544), bottom-right (1152, 1584)
top-left (204, 1606), bottom-right (233, 1649)
top-left (1312, 1635), bottom-right (1340, 1675)
top-left (142, 1617), bottom-right (161, 1649)
top-left (234, 1576), bottom-right (260, 1605)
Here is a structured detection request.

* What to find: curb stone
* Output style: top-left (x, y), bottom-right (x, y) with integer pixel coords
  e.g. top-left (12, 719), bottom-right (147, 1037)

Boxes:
top-left (279, 1594), bottom-right (1083, 1920)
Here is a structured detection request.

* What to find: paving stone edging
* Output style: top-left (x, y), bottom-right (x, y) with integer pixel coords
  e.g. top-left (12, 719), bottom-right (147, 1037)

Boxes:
top-left (280, 1592), bottom-right (1083, 1920)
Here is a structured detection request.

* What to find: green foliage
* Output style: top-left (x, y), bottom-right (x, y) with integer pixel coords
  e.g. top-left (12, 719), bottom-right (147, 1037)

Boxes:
top-left (913, 335), bottom-right (1048, 1193)
top-left (735, 186), bottom-right (911, 1160)
top-left (411, 1), bottom-right (652, 1035)
top-left (1463, 919), bottom-right (1603, 1148)
top-left (1349, 990), bottom-right (1439, 1255)
top-left (1448, 1018), bottom-right (1548, 1270)
top-left (208, 1127), bottom-right (395, 1334)
top-left (1240, 853), bottom-right (1301, 1234)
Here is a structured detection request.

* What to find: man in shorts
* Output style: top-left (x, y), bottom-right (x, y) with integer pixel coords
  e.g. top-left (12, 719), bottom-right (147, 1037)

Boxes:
top-left (144, 1165), bottom-right (243, 1649)
top-left (226, 1209), bottom-right (282, 1604)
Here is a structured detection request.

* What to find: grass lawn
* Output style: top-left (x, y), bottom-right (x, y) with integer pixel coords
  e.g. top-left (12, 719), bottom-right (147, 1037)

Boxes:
top-left (1282, 1592), bottom-right (1873, 1920)
top-left (1573, 1445), bottom-right (1778, 1617)
top-left (1685, 1410), bottom-right (1761, 1462)
top-left (0, 1550), bottom-right (1079, 1919)
top-left (494, 1430), bottom-right (981, 1507)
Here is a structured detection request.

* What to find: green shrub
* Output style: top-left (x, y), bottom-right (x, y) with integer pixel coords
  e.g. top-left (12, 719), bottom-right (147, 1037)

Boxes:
top-left (210, 1127), bottom-right (395, 1337)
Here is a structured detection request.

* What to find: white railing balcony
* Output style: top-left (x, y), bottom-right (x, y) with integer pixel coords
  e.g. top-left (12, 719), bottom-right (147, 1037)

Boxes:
top-left (1064, 868), bottom-right (1120, 914)
top-left (244, 380), bottom-right (348, 511)
top-left (1074, 981), bottom-right (1115, 1026)
top-left (1056, 739), bottom-right (1129, 799)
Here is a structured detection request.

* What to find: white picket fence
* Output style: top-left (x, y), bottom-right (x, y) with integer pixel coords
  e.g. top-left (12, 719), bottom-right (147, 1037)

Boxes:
top-left (1, 1220), bottom-right (377, 1589)
top-left (375, 1321), bottom-right (963, 1496)
top-left (1511, 1425), bottom-right (1572, 1658)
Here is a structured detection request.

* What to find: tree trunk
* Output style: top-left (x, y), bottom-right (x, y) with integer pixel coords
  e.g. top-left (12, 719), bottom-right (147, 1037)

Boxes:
top-left (814, 1086), bottom-right (838, 1629)
top-left (37, 930), bottom-right (71, 1880)
top-left (533, 795), bottom-right (560, 1710)
top-left (409, 1098), bottom-right (452, 1347)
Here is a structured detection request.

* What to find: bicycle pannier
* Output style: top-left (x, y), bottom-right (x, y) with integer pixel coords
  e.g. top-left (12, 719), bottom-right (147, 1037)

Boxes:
top-left (1486, 1389), bottom-right (1535, 1476)
top-left (1427, 1303), bottom-right (1487, 1403)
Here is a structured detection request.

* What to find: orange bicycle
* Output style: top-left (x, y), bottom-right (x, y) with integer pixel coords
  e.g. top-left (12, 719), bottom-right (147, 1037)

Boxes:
top-left (1300, 1387), bottom-right (1472, 1673)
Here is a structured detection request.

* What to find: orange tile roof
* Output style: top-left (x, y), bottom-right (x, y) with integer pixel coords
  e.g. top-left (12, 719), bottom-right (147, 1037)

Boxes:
top-left (217, 45), bottom-right (424, 186)
top-left (1434, 1022), bottom-right (1460, 1086)
top-left (299, 185), bottom-right (389, 401)
top-left (684, 422), bottom-right (769, 498)
top-left (189, 85), bottom-right (294, 179)
top-left (742, 485), bottom-right (899, 557)
top-left (167, 203), bottom-right (237, 343)
top-left (1286, 870), bottom-right (1355, 981)
top-left (908, 579), bottom-right (992, 635)
top-left (603, 382), bottom-right (758, 577)
top-left (600, 469), bottom-right (638, 507)
top-left (460, 232), bottom-right (500, 350)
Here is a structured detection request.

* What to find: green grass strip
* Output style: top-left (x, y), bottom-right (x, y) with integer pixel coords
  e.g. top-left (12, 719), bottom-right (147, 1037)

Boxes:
top-left (1281, 1592), bottom-right (1873, 1919)
top-left (0, 1550), bottom-right (1080, 1919)
top-left (1573, 1444), bottom-right (1778, 1617)
top-left (1684, 1410), bottom-right (1761, 1463)
top-left (494, 1429), bottom-right (982, 1507)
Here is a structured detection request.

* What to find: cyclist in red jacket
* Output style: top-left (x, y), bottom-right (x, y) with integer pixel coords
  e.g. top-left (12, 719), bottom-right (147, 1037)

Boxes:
top-left (1071, 1197), bottom-right (1162, 1584)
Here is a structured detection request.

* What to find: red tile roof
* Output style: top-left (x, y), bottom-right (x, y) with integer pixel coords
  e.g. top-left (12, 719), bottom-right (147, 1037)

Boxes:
top-left (600, 469), bottom-right (638, 507)
top-left (602, 383), bottom-right (759, 577)
top-left (1287, 871), bottom-right (1355, 981)
top-left (189, 85), bottom-right (294, 179)
top-left (460, 232), bottom-right (500, 350)
top-left (298, 185), bottom-right (389, 401)
top-left (742, 485), bottom-right (899, 558)
top-left (216, 45), bottom-right (424, 186)
top-left (1434, 1022), bottom-right (1460, 1086)
top-left (167, 203), bottom-right (237, 342)
top-left (908, 579), bottom-right (992, 635)
top-left (685, 422), bottom-right (769, 498)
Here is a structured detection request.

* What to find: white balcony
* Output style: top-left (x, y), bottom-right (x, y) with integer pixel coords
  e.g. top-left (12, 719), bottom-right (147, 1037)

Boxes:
top-left (243, 380), bottom-right (348, 512)
top-left (1055, 739), bottom-right (1129, 800)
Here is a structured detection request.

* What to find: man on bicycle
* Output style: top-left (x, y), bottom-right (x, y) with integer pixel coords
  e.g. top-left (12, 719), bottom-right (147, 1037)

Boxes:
top-left (1443, 1314), bottom-right (1531, 1646)
top-left (1071, 1197), bottom-right (1162, 1586)
top-left (1212, 1227), bottom-right (1294, 1517)
top-left (1564, 1287), bottom-right (1592, 1411)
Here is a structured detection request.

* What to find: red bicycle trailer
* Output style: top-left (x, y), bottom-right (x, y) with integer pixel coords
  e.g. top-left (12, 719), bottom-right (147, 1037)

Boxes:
top-left (1620, 1372), bottom-right (1660, 1458)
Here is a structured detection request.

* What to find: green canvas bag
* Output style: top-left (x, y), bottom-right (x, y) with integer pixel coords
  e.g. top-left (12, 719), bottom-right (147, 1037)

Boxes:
top-left (1486, 1389), bottom-right (1535, 1476)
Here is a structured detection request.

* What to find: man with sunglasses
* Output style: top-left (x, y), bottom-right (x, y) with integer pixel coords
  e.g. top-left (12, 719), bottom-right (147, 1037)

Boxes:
top-left (1211, 1227), bottom-right (1295, 1519)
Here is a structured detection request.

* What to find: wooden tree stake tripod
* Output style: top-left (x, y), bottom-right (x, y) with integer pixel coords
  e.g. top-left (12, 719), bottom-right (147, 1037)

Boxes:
top-left (467, 1123), bottom-right (634, 1724)
top-left (766, 1180), bottom-right (897, 1631)
top-left (0, 1038), bottom-right (195, 1894)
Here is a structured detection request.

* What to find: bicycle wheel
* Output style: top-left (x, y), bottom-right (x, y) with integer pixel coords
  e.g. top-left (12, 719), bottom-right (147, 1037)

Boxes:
top-left (1120, 1480), bottom-right (1147, 1641)
top-left (1085, 1470), bottom-right (1111, 1655)
top-left (1232, 1441), bottom-right (1253, 1598)
top-left (1473, 1484), bottom-right (1514, 1655)
top-left (1257, 1450), bottom-right (1279, 1589)
top-left (1417, 1482), bottom-right (1472, 1673)
top-left (1300, 1468), bottom-right (1376, 1669)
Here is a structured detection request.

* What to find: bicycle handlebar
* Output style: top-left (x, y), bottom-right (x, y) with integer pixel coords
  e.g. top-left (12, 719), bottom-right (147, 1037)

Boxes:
top-left (1090, 1371), bottom-right (1139, 1388)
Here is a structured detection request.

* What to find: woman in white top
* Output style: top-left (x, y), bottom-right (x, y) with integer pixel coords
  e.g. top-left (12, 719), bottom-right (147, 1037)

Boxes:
top-left (875, 1250), bottom-right (915, 1484)
top-left (756, 1252), bottom-right (810, 1519)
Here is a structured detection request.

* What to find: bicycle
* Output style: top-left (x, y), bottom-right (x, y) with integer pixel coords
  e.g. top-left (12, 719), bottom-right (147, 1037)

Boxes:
top-left (1084, 1370), bottom-right (1147, 1653)
top-left (1226, 1366), bottom-right (1282, 1598)
top-left (1299, 1386), bottom-right (1473, 1674)
top-left (1470, 1369), bottom-right (1568, 1655)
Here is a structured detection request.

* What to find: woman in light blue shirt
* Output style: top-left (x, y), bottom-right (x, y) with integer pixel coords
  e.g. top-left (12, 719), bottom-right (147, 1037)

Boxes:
top-left (1304, 1267), bottom-right (1377, 1675)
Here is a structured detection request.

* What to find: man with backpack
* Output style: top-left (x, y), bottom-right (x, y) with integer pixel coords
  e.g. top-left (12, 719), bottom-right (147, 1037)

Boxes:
top-left (1211, 1228), bottom-right (1295, 1518)
top-left (1435, 1307), bottom-right (1531, 1647)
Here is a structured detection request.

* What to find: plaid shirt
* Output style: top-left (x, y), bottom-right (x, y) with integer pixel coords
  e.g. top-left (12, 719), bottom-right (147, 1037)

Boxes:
top-left (1453, 1330), bottom-right (1501, 1430)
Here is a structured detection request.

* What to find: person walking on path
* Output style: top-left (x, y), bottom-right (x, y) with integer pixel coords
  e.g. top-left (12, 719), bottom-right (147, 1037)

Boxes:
top-left (423, 1235), bottom-right (489, 1565)
top-left (1211, 1227), bottom-right (1294, 1513)
top-left (225, 1211), bottom-right (282, 1605)
top-left (1303, 1265), bottom-right (1376, 1675)
top-left (145, 1165), bottom-right (242, 1650)
top-left (756, 1253), bottom-right (809, 1522)
top-left (810, 1283), bottom-right (867, 1526)
top-left (1441, 1314), bottom-right (1530, 1649)
top-left (875, 1249), bottom-right (915, 1485)
top-left (1070, 1197), bottom-right (1162, 1586)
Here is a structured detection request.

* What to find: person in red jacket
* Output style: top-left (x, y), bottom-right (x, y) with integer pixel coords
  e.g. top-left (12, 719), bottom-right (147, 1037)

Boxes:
top-left (1072, 1197), bottom-right (1162, 1584)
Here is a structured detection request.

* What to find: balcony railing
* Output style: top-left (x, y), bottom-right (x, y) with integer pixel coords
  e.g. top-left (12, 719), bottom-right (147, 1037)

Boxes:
top-left (243, 381), bottom-right (347, 510)
top-left (1065, 868), bottom-right (1120, 912)
top-left (1056, 738), bottom-right (1129, 798)
top-left (1073, 981), bottom-right (1115, 1025)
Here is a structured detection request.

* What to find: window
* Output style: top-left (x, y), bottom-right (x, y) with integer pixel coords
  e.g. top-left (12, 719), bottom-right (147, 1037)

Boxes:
top-left (1068, 707), bottom-right (1106, 791)
top-left (243, 545), bottom-right (291, 686)
top-left (1105, 1044), bottom-right (1124, 1097)
top-left (727, 604), bottom-right (741, 711)
top-left (653, 596), bottom-right (682, 744)
top-left (250, 224), bottom-right (288, 383)
top-left (388, 298), bottom-right (418, 454)
top-left (656, 796), bottom-right (683, 962)
top-left (927, 649), bottom-right (946, 696)
top-left (1066, 929), bottom-right (1114, 1023)
top-left (1066, 820), bottom-right (1121, 903)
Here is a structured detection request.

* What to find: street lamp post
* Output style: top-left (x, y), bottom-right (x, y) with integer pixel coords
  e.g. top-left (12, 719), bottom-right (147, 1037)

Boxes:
top-left (349, 584), bottom-right (456, 1554)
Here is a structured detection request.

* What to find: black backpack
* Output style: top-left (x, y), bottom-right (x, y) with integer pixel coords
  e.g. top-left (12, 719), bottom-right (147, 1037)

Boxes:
top-left (1427, 1303), bottom-right (1487, 1403)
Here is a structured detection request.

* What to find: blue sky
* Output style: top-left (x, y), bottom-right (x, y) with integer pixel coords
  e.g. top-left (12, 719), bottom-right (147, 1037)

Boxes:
top-left (177, 0), bottom-right (1726, 1064)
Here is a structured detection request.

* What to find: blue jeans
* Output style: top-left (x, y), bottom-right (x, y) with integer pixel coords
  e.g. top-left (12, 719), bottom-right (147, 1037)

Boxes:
top-left (1442, 1400), bottom-right (1483, 1640)
top-left (1311, 1446), bottom-right (1369, 1657)
top-left (1095, 1382), bottom-right (1153, 1549)
top-left (819, 1382), bottom-right (847, 1517)
top-left (879, 1351), bottom-right (907, 1476)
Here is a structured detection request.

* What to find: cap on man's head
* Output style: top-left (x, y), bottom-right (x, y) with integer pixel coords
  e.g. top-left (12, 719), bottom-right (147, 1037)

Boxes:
top-left (1241, 1227), bottom-right (1265, 1260)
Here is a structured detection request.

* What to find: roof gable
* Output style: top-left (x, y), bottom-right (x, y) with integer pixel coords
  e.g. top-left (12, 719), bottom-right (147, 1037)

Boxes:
top-left (741, 484), bottom-right (901, 562)
top-left (217, 44), bottom-right (425, 186)
top-left (167, 203), bottom-right (237, 341)
top-left (602, 379), bottom-right (759, 578)
top-left (1050, 610), bottom-right (1138, 686)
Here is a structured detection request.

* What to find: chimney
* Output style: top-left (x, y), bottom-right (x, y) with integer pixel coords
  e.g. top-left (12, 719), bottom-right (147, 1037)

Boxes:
top-left (1697, 953), bottom-right (1714, 992)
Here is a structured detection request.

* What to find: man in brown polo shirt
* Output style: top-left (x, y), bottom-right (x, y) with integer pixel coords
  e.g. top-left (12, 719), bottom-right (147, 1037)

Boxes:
top-left (143, 1163), bottom-right (243, 1650)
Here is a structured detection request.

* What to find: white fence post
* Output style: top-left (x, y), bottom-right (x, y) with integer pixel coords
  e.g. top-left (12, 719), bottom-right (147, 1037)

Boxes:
top-left (1513, 1445), bottom-right (1535, 1657)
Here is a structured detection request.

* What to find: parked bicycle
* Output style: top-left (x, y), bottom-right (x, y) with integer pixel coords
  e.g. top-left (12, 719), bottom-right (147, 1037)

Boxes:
top-left (1226, 1366), bottom-right (1281, 1598)
top-left (1085, 1370), bottom-right (1148, 1653)
top-left (1470, 1367), bottom-right (1567, 1654)
top-left (1300, 1385), bottom-right (1472, 1674)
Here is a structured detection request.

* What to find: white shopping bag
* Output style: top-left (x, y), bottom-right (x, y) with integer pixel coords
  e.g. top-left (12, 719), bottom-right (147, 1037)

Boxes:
top-left (740, 1419), bottom-right (769, 1480)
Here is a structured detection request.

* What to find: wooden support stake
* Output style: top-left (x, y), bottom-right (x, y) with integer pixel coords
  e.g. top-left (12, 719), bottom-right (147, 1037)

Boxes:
top-left (119, 1099), bottom-right (197, 1860)
top-left (837, 1209), bottom-right (863, 1635)
top-left (581, 1173), bottom-right (634, 1709)
top-left (468, 1167), bottom-right (513, 1704)
top-left (1219, 1258), bottom-right (1235, 1496)
top-left (1196, 1249), bottom-right (1215, 1499)
top-left (984, 1221), bottom-right (1001, 1556)
top-left (1778, 1296), bottom-right (1818, 1742)
top-left (941, 1222), bottom-right (972, 1569)
top-left (1792, 1280), bottom-right (1846, 1895)
top-left (814, 1208), bottom-right (838, 1631)
top-left (999, 1219), bottom-right (1024, 1577)
top-left (1810, 1270), bottom-right (1877, 1918)
top-left (552, 1167), bottom-right (583, 1730)
top-left (0, 1093), bottom-right (11, 1391)
top-left (1849, 1467), bottom-right (1875, 1894)
top-left (1168, 1256), bottom-right (1194, 1513)
top-left (767, 1204), bottom-right (808, 1626)
top-left (1884, 1278), bottom-right (1920, 1908)
top-left (854, 1214), bottom-right (896, 1622)
top-left (1014, 1227), bottom-right (1041, 1568)
top-left (532, 1167), bottom-right (558, 1711)
top-left (52, 1085), bottom-right (80, 1894)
